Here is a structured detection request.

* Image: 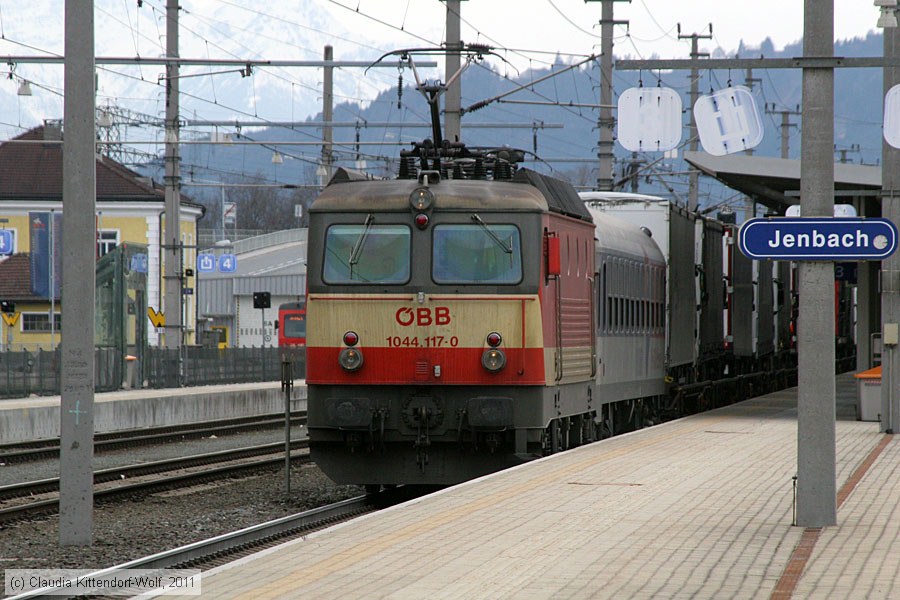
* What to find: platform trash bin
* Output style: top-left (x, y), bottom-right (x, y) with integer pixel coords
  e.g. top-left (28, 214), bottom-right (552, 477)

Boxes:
top-left (124, 354), bottom-right (137, 389)
top-left (854, 366), bottom-right (882, 422)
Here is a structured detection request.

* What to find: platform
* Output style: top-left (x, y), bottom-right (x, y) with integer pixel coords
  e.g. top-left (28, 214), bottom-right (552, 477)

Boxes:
top-left (0, 381), bottom-right (307, 443)
top-left (155, 373), bottom-right (900, 599)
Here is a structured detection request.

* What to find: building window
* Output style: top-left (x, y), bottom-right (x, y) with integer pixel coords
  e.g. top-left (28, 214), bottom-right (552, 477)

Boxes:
top-left (22, 312), bottom-right (62, 333)
top-left (97, 229), bottom-right (119, 257)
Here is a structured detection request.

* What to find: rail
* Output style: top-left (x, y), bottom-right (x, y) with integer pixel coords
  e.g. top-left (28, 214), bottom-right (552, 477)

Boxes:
top-left (4, 488), bottom-right (423, 600)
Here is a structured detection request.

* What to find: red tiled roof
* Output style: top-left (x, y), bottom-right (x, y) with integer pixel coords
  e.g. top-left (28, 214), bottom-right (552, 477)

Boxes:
top-left (0, 125), bottom-right (164, 201)
top-left (0, 253), bottom-right (42, 301)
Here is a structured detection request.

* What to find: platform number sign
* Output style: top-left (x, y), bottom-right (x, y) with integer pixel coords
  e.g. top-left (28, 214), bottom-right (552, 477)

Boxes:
top-left (0, 230), bottom-right (12, 255)
top-left (218, 254), bottom-right (237, 273)
top-left (197, 252), bottom-right (238, 273)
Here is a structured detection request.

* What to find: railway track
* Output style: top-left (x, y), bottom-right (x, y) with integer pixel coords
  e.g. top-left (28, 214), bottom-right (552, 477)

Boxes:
top-left (5, 488), bottom-right (426, 600)
top-left (0, 440), bottom-right (309, 525)
top-left (0, 411), bottom-right (307, 464)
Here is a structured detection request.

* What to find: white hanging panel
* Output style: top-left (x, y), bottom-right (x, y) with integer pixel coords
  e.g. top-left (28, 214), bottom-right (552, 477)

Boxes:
top-left (616, 86), bottom-right (683, 152)
top-left (693, 85), bottom-right (764, 156)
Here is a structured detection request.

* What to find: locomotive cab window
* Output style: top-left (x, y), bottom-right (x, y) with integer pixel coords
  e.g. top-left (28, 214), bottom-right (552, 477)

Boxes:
top-left (432, 223), bottom-right (523, 284)
top-left (284, 313), bottom-right (306, 338)
top-left (323, 223), bottom-right (411, 284)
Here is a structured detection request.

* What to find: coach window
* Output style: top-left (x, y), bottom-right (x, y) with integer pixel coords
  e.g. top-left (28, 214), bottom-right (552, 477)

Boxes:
top-left (323, 223), bottom-right (411, 284)
top-left (432, 223), bottom-right (522, 284)
top-left (601, 261), bottom-right (609, 333)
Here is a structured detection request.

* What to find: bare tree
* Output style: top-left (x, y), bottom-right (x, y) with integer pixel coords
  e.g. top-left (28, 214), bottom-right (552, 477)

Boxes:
top-left (556, 165), bottom-right (597, 191)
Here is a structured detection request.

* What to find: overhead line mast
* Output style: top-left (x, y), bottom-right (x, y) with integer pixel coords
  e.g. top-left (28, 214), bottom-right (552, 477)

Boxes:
top-left (677, 23), bottom-right (713, 211)
top-left (443, 0), bottom-right (465, 144)
top-left (585, 0), bottom-right (629, 192)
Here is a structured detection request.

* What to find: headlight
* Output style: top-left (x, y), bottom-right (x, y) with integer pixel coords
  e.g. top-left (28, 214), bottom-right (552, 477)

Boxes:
top-left (410, 187), bottom-right (435, 210)
top-left (339, 347), bottom-right (364, 371)
top-left (481, 348), bottom-right (506, 372)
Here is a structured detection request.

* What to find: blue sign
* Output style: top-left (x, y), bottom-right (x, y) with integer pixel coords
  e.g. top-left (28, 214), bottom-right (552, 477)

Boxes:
top-left (0, 230), bottom-right (12, 255)
top-left (738, 217), bottom-right (899, 261)
top-left (130, 253), bottom-right (148, 273)
top-left (197, 253), bottom-right (216, 273)
top-left (218, 254), bottom-right (238, 273)
top-left (835, 262), bottom-right (858, 283)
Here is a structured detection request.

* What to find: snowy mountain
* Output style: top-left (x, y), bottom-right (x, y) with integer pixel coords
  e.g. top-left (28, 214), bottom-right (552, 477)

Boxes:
top-left (0, 2), bottom-right (888, 218)
top-left (0, 0), bottom-right (446, 139)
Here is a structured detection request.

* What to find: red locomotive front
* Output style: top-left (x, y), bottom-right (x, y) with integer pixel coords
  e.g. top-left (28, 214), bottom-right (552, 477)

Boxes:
top-left (306, 167), bottom-right (596, 486)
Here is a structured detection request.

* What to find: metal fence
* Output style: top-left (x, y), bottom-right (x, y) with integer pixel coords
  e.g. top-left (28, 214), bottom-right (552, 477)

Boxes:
top-left (0, 347), bottom-right (122, 399)
top-left (0, 346), bottom-right (306, 400)
top-left (143, 347), bottom-right (305, 389)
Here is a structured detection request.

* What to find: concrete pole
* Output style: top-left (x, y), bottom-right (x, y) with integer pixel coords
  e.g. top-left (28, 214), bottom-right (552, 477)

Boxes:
top-left (781, 112), bottom-right (791, 159)
top-left (796, 0), bottom-right (836, 527)
top-left (678, 27), bottom-right (711, 211)
top-left (163, 0), bottom-right (182, 350)
top-left (588, 0), bottom-right (628, 190)
top-left (688, 37), bottom-right (699, 210)
top-left (765, 105), bottom-right (801, 160)
top-left (881, 20), bottom-right (900, 434)
top-left (596, 0), bottom-right (616, 191)
top-left (444, 0), bottom-right (462, 144)
top-left (322, 45), bottom-right (334, 183)
top-left (59, 0), bottom-right (96, 546)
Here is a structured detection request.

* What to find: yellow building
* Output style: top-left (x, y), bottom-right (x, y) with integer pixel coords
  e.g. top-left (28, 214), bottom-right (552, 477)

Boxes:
top-left (0, 122), bottom-right (204, 351)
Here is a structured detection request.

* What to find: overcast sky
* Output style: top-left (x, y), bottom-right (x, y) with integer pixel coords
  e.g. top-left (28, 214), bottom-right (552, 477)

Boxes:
top-left (0, 1), bottom-right (886, 139)
top-left (384, 0), bottom-right (881, 65)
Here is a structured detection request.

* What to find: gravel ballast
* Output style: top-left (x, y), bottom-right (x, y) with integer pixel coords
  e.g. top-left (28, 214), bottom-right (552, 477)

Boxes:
top-left (0, 463), bottom-right (362, 598)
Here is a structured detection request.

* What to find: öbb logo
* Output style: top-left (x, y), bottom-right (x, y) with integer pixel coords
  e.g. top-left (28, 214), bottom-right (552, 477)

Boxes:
top-left (395, 307), bottom-right (451, 327)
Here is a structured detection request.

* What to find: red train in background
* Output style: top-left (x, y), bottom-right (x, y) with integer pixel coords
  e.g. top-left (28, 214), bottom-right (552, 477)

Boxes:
top-left (276, 300), bottom-right (307, 347)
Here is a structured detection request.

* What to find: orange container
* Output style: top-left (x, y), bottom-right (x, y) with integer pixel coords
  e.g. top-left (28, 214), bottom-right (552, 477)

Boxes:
top-left (854, 366), bottom-right (882, 422)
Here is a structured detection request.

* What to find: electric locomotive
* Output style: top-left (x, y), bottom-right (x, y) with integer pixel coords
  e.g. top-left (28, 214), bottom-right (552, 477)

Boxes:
top-left (306, 143), bottom-right (610, 485)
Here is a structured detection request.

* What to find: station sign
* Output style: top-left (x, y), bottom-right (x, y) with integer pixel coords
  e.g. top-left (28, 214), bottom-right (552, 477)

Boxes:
top-left (197, 253), bottom-right (238, 273)
top-left (738, 217), bottom-right (899, 261)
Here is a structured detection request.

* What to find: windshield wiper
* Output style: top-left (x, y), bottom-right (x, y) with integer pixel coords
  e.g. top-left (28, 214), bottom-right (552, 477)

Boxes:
top-left (348, 214), bottom-right (374, 277)
top-left (471, 213), bottom-right (512, 254)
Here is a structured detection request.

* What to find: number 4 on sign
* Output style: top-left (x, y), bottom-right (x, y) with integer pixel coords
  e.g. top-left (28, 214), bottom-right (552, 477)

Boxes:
top-left (218, 254), bottom-right (237, 273)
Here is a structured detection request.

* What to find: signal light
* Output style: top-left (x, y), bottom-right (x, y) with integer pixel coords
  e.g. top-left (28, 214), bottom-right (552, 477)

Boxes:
top-left (486, 332), bottom-right (502, 347)
top-left (415, 213), bottom-right (429, 229)
top-left (343, 331), bottom-right (359, 347)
